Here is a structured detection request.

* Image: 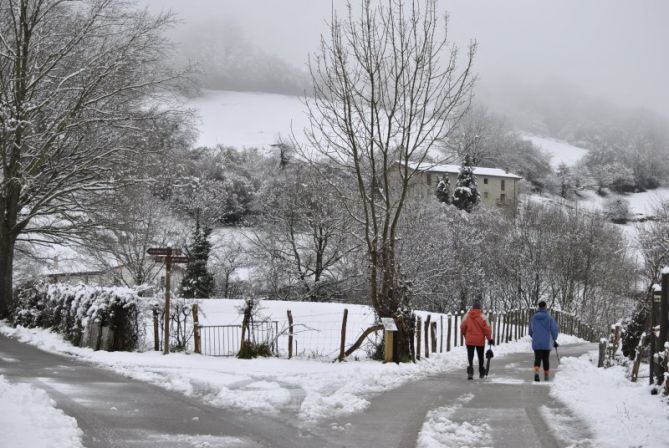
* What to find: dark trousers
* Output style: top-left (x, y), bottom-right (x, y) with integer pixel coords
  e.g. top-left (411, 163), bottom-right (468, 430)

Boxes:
top-left (534, 349), bottom-right (551, 372)
top-left (467, 345), bottom-right (485, 373)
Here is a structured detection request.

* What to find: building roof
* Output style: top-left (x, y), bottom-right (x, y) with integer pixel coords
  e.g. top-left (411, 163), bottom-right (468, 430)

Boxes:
top-left (402, 161), bottom-right (523, 179)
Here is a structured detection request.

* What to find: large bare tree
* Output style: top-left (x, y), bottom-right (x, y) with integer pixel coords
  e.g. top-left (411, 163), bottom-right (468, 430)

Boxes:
top-left (304, 0), bottom-right (475, 360)
top-left (0, 0), bottom-right (183, 315)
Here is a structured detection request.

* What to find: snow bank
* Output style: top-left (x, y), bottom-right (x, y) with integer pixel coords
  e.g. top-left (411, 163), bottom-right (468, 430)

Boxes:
top-left (0, 375), bottom-right (83, 448)
top-left (0, 323), bottom-right (558, 423)
top-left (417, 393), bottom-right (492, 448)
top-left (551, 352), bottom-right (669, 448)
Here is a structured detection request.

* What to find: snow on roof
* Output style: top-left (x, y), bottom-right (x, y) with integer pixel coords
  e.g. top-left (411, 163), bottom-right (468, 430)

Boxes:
top-left (401, 161), bottom-right (523, 179)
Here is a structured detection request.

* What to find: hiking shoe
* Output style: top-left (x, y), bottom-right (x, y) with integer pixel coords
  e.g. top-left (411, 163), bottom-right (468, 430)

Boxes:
top-left (544, 373), bottom-right (550, 381)
top-left (534, 373), bottom-right (540, 382)
top-left (467, 366), bottom-right (474, 380)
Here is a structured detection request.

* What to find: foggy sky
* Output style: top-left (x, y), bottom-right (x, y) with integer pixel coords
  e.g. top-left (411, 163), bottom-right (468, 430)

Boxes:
top-left (140, 0), bottom-right (669, 117)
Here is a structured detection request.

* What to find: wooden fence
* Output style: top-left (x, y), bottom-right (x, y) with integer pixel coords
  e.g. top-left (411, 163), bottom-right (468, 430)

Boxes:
top-left (188, 306), bottom-right (595, 361)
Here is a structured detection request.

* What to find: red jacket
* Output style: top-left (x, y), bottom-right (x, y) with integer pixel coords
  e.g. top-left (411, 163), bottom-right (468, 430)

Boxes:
top-left (460, 309), bottom-right (492, 347)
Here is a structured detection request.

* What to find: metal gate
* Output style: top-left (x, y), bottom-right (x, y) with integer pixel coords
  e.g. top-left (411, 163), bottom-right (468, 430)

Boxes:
top-left (198, 321), bottom-right (280, 356)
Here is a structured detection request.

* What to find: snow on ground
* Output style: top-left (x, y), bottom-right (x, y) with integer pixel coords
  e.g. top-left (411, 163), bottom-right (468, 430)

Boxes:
top-left (521, 134), bottom-right (589, 168)
top-left (0, 375), bottom-right (84, 448)
top-left (416, 392), bottom-right (492, 448)
top-left (185, 90), bottom-right (308, 149)
top-left (551, 352), bottom-right (669, 448)
top-left (0, 319), bottom-right (578, 423)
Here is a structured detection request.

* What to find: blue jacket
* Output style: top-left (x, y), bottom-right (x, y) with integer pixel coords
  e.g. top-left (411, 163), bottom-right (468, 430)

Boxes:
top-left (528, 309), bottom-right (559, 350)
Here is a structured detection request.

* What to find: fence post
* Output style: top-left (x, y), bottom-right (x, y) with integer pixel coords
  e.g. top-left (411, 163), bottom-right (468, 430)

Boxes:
top-left (631, 333), bottom-right (646, 382)
top-left (598, 338), bottom-right (606, 367)
top-left (153, 307), bottom-right (160, 351)
top-left (192, 304), bottom-right (201, 354)
top-left (453, 313), bottom-right (459, 347)
top-left (460, 311), bottom-right (465, 346)
top-left (338, 309), bottom-right (348, 362)
top-left (447, 315), bottom-right (452, 352)
top-left (287, 310), bottom-right (294, 359)
top-left (440, 316), bottom-right (444, 353)
top-left (424, 315), bottom-right (431, 358)
top-left (431, 322), bottom-right (437, 353)
top-left (416, 316), bottom-right (422, 361)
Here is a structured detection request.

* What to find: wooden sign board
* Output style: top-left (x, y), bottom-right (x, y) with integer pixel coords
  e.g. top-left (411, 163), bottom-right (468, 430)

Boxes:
top-left (152, 255), bottom-right (189, 264)
top-left (147, 248), bottom-right (182, 256)
top-left (381, 317), bottom-right (398, 332)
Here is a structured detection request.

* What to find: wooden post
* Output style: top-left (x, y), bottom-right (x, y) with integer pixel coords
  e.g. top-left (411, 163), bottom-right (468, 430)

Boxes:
top-left (339, 308), bottom-right (348, 362)
top-left (153, 308), bottom-right (160, 351)
top-left (440, 316), bottom-right (444, 353)
top-left (488, 312), bottom-right (494, 342)
top-left (287, 310), bottom-right (294, 359)
top-left (460, 311), bottom-right (465, 346)
top-left (661, 273), bottom-right (669, 352)
top-left (163, 255), bottom-right (172, 355)
top-left (453, 314), bottom-right (459, 347)
top-left (631, 333), bottom-right (647, 382)
top-left (431, 322), bottom-right (437, 353)
top-left (416, 316), bottom-right (422, 361)
top-left (384, 330), bottom-right (394, 363)
top-left (447, 316), bottom-right (452, 352)
top-left (598, 339), bottom-right (606, 367)
top-left (193, 303), bottom-right (201, 354)
top-left (424, 315), bottom-right (431, 358)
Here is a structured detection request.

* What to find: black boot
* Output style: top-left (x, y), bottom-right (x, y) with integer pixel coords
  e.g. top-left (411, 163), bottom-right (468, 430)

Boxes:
top-left (479, 367), bottom-right (486, 379)
top-left (534, 372), bottom-right (540, 382)
top-left (467, 366), bottom-right (474, 380)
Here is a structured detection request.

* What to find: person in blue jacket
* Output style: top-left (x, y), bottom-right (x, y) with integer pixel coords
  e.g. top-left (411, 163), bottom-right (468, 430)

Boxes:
top-left (528, 301), bottom-right (559, 382)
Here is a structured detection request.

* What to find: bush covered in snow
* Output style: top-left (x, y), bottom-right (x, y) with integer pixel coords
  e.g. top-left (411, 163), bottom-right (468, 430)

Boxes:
top-left (11, 282), bottom-right (142, 351)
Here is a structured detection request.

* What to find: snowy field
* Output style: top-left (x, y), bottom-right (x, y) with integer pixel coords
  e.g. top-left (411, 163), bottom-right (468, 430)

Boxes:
top-left (185, 90), bottom-right (308, 149)
top-left (0, 375), bottom-right (83, 448)
top-left (521, 134), bottom-right (589, 168)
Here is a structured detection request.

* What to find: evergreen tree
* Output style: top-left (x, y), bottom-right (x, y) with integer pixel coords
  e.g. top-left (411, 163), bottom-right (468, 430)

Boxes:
top-left (181, 216), bottom-right (215, 298)
top-left (452, 155), bottom-right (480, 212)
top-left (435, 176), bottom-right (452, 204)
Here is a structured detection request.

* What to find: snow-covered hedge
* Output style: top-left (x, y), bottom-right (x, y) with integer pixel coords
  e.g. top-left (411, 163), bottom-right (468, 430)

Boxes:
top-left (11, 282), bottom-right (141, 351)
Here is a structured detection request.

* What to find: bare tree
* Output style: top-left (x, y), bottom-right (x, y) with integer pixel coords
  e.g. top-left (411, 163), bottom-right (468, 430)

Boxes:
top-left (303, 0), bottom-right (475, 360)
top-left (78, 188), bottom-right (188, 287)
top-left (0, 0), bottom-right (185, 315)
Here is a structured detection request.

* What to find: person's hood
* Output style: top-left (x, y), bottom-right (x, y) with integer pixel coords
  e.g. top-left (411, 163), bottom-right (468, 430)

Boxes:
top-left (533, 309), bottom-right (549, 321)
top-left (468, 309), bottom-right (482, 318)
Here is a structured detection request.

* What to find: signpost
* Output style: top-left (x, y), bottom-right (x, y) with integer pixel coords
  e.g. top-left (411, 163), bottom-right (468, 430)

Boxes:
top-left (381, 317), bottom-right (398, 363)
top-left (148, 247), bottom-right (189, 355)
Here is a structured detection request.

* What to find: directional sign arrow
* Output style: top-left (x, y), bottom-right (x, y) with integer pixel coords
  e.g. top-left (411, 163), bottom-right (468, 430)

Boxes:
top-left (147, 248), bottom-right (182, 256)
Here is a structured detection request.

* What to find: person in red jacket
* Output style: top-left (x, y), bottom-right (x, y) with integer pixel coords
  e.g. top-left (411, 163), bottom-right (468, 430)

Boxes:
top-left (460, 300), bottom-right (494, 379)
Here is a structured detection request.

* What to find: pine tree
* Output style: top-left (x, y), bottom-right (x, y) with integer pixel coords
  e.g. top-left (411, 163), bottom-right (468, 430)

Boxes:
top-left (181, 216), bottom-right (215, 298)
top-left (435, 176), bottom-right (452, 204)
top-left (452, 155), bottom-right (480, 212)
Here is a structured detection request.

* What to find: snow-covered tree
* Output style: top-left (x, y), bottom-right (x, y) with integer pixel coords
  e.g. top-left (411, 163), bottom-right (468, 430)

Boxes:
top-left (304, 0), bottom-right (475, 361)
top-left (0, 0), bottom-right (185, 316)
top-left (181, 217), bottom-right (215, 298)
top-left (604, 197), bottom-right (631, 224)
top-left (452, 155), bottom-right (480, 212)
top-left (435, 176), bottom-right (452, 204)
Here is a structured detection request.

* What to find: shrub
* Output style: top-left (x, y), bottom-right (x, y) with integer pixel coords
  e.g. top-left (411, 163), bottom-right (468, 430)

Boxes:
top-left (237, 340), bottom-right (273, 359)
top-left (11, 282), bottom-right (141, 351)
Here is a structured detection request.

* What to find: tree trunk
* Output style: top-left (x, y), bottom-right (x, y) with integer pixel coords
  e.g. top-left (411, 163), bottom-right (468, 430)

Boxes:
top-left (0, 232), bottom-right (16, 318)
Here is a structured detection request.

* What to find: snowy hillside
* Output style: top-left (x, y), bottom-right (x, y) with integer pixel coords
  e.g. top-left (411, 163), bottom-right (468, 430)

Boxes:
top-left (185, 90), bottom-right (308, 149)
top-left (521, 134), bottom-right (589, 168)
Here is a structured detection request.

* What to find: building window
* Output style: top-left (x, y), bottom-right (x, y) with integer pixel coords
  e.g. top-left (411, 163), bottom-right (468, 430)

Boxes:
top-left (484, 192), bottom-right (489, 199)
top-left (501, 179), bottom-right (505, 191)
top-left (500, 193), bottom-right (506, 203)
top-left (483, 178), bottom-right (488, 185)
top-left (426, 173), bottom-right (432, 185)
